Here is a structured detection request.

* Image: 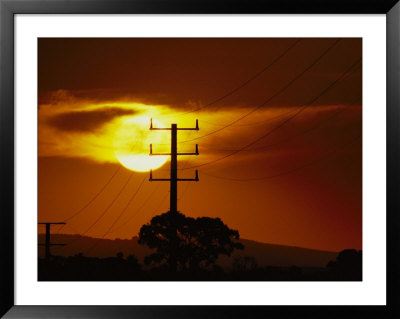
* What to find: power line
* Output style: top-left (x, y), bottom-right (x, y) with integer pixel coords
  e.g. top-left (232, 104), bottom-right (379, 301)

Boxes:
top-left (177, 157), bottom-right (192, 201)
top-left (175, 39), bottom-right (342, 145)
top-left (101, 175), bottom-right (147, 236)
top-left (105, 181), bottom-right (160, 236)
top-left (62, 140), bottom-right (140, 222)
top-left (54, 222), bottom-right (80, 235)
top-left (57, 172), bottom-right (137, 248)
top-left (115, 188), bottom-right (169, 237)
top-left (202, 97), bottom-right (361, 153)
top-left (200, 135), bottom-right (361, 181)
top-left (84, 175), bottom-right (147, 254)
top-left (63, 166), bottom-right (122, 222)
top-left (178, 182), bottom-right (191, 201)
top-left (149, 191), bottom-right (169, 216)
top-left (180, 57), bottom-right (361, 171)
top-left (58, 172), bottom-right (135, 250)
top-left (160, 39), bottom-right (302, 119)
top-left (80, 172), bottom-right (135, 236)
top-left (201, 109), bottom-right (344, 153)
top-left (111, 158), bottom-right (192, 236)
top-left (205, 64), bottom-right (361, 130)
top-left (200, 105), bottom-right (297, 127)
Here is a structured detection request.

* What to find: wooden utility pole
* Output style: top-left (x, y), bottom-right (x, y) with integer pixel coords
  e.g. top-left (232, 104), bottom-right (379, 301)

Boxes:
top-left (38, 222), bottom-right (66, 259)
top-left (149, 119), bottom-right (199, 214)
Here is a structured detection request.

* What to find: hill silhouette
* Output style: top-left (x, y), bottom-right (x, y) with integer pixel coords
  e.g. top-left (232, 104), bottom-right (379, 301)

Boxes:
top-left (38, 234), bottom-right (338, 268)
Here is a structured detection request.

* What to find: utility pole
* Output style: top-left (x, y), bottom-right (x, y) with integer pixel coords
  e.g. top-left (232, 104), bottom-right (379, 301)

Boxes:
top-left (149, 119), bottom-right (199, 214)
top-left (38, 222), bottom-right (66, 260)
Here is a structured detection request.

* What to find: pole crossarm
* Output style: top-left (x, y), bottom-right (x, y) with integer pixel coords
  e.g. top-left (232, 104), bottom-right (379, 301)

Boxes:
top-left (177, 152), bottom-right (199, 156)
top-left (149, 169), bottom-right (199, 182)
top-left (149, 170), bottom-right (170, 181)
top-left (150, 144), bottom-right (199, 156)
top-left (175, 128), bottom-right (199, 131)
top-left (38, 244), bottom-right (66, 246)
top-left (149, 119), bottom-right (200, 213)
top-left (150, 128), bottom-right (172, 131)
top-left (38, 222), bottom-right (67, 259)
top-left (38, 222), bottom-right (66, 225)
top-left (150, 118), bottom-right (199, 131)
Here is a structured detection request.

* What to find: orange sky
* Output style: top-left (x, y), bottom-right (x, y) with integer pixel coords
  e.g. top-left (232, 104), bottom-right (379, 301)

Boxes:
top-left (38, 38), bottom-right (362, 252)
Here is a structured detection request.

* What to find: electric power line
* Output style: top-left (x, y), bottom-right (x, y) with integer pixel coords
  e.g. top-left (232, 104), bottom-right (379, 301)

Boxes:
top-left (150, 192), bottom-right (169, 215)
top-left (200, 105), bottom-right (298, 127)
top-left (174, 39), bottom-right (342, 145)
top-left (63, 166), bottom-right (122, 222)
top-left (80, 172), bottom-right (135, 236)
top-left (113, 192), bottom-right (169, 239)
top-left (160, 39), bottom-right (302, 119)
top-left (200, 134), bottom-right (361, 181)
top-left (59, 172), bottom-right (137, 248)
top-left (180, 57), bottom-right (361, 171)
top-left (178, 182), bottom-right (191, 201)
top-left (100, 175), bottom-right (147, 236)
top-left (62, 139), bottom-right (141, 223)
top-left (105, 181), bottom-right (160, 236)
top-left (84, 175), bottom-right (148, 254)
top-left (201, 96), bottom-right (361, 153)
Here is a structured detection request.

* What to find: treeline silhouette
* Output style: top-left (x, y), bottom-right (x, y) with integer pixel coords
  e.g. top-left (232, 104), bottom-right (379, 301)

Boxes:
top-left (38, 249), bottom-right (361, 281)
top-left (39, 211), bottom-right (361, 281)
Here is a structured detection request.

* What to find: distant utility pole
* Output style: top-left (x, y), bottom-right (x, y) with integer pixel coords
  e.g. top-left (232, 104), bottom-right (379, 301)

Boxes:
top-left (38, 222), bottom-right (66, 260)
top-left (149, 119), bottom-right (199, 214)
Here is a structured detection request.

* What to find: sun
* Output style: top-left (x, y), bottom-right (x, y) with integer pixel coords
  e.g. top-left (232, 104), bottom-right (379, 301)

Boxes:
top-left (113, 116), bottom-right (169, 172)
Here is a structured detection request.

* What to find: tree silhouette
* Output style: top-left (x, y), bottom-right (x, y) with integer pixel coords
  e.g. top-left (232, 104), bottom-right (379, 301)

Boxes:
top-left (138, 211), bottom-right (244, 271)
top-left (327, 249), bottom-right (362, 280)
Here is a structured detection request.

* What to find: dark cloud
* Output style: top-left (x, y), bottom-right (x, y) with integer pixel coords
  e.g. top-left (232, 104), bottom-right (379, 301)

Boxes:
top-left (47, 107), bottom-right (137, 132)
top-left (38, 89), bottom-right (182, 111)
top-left (38, 38), bottom-right (361, 110)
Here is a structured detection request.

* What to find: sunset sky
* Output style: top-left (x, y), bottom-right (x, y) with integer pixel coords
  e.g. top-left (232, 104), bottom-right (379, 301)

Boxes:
top-left (38, 38), bottom-right (362, 252)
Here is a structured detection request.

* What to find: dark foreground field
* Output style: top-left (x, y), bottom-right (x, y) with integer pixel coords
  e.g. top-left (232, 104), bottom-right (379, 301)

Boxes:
top-left (38, 235), bottom-right (361, 281)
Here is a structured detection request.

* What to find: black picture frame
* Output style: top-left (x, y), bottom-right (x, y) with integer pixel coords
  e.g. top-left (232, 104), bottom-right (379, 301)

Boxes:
top-left (1, 0), bottom-right (399, 318)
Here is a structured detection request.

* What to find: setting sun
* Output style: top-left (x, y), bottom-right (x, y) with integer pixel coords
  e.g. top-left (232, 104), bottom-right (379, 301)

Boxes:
top-left (114, 116), bottom-right (169, 172)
